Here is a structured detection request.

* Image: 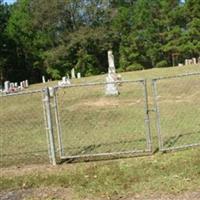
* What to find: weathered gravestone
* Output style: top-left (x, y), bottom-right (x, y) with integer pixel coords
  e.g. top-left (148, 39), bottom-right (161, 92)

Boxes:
top-left (192, 58), bottom-right (197, 65)
top-left (71, 68), bottom-right (76, 79)
top-left (77, 72), bottom-right (81, 79)
top-left (105, 50), bottom-right (119, 96)
top-left (25, 80), bottom-right (29, 88)
top-left (10, 82), bottom-right (15, 89)
top-left (20, 81), bottom-right (24, 89)
top-left (42, 76), bottom-right (46, 83)
top-left (4, 81), bottom-right (10, 93)
top-left (58, 76), bottom-right (71, 86)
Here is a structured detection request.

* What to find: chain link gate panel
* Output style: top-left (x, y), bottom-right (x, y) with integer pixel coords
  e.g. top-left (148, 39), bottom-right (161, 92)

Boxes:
top-left (0, 90), bottom-right (50, 167)
top-left (152, 72), bottom-right (200, 152)
top-left (53, 80), bottom-right (152, 161)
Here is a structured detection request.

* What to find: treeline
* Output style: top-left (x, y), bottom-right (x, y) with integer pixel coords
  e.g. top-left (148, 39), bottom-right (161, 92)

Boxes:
top-left (0, 0), bottom-right (199, 83)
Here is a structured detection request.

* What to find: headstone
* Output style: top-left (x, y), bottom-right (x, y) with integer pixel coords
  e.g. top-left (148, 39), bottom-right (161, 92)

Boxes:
top-left (71, 68), bottom-right (76, 79)
top-left (66, 79), bottom-right (71, 85)
top-left (105, 75), bottom-right (119, 96)
top-left (23, 81), bottom-right (26, 88)
top-left (185, 59), bottom-right (188, 65)
top-left (178, 63), bottom-right (183, 67)
top-left (105, 50), bottom-right (119, 96)
top-left (20, 81), bottom-right (24, 89)
top-left (9, 82), bottom-right (15, 92)
top-left (192, 58), bottom-right (197, 65)
top-left (62, 76), bottom-right (67, 83)
top-left (77, 72), bottom-right (81, 79)
top-left (108, 50), bottom-right (116, 74)
top-left (14, 82), bottom-right (18, 87)
top-left (42, 76), bottom-right (46, 83)
top-left (58, 76), bottom-right (71, 86)
top-left (25, 80), bottom-right (29, 88)
top-left (10, 82), bottom-right (15, 89)
top-left (198, 57), bottom-right (200, 64)
top-left (4, 81), bottom-right (10, 92)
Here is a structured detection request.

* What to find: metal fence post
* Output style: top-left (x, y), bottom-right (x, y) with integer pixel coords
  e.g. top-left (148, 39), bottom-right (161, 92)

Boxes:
top-left (53, 88), bottom-right (65, 157)
top-left (152, 80), bottom-right (163, 151)
top-left (43, 87), bottom-right (56, 165)
top-left (142, 80), bottom-right (152, 152)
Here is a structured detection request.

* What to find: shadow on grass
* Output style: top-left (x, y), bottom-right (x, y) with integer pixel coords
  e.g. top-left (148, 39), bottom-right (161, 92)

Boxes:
top-left (163, 130), bottom-right (200, 148)
top-left (58, 137), bottom-right (150, 164)
top-left (63, 137), bottom-right (146, 154)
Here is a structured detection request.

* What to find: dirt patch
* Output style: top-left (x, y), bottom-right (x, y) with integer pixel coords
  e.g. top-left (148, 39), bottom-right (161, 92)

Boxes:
top-left (82, 98), bottom-right (142, 107)
top-left (1, 189), bottom-right (200, 200)
top-left (121, 191), bottom-right (200, 200)
top-left (0, 164), bottom-right (77, 177)
top-left (66, 98), bottom-right (143, 111)
top-left (0, 187), bottom-right (75, 200)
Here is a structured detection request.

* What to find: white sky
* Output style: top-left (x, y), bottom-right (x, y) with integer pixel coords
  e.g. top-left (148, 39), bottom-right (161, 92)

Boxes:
top-left (3, 0), bottom-right (16, 4)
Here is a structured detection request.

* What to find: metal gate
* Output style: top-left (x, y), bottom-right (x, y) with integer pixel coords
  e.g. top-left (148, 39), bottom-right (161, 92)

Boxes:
top-left (152, 72), bottom-right (200, 152)
top-left (52, 80), bottom-right (152, 162)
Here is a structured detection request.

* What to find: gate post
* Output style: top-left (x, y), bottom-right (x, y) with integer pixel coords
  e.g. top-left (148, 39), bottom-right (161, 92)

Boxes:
top-left (152, 79), bottom-right (163, 151)
top-left (53, 88), bottom-right (64, 157)
top-left (43, 87), bottom-right (57, 165)
top-left (142, 80), bottom-right (152, 152)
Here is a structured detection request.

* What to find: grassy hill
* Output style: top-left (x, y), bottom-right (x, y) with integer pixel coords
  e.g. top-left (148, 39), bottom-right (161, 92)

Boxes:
top-left (1, 65), bottom-right (200, 199)
top-left (29, 64), bottom-right (200, 89)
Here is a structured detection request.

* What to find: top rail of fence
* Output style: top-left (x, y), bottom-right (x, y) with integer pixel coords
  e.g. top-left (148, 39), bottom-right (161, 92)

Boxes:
top-left (0, 88), bottom-right (43, 98)
top-left (54, 79), bottom-right (145, 90)
top-left (152, 71), bottom-right (200, 81)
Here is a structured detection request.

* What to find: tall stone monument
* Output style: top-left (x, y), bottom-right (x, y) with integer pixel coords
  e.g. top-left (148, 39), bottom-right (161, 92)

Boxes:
top-left (105, 50), bottom-right (119, 95)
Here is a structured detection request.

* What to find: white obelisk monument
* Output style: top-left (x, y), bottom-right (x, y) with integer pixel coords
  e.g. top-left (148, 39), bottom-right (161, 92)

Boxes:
top-left (105, 50), bottom-right (119, 95)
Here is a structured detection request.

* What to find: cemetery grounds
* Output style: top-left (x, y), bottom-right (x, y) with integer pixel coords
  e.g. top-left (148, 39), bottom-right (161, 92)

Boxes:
top-left (0, 65), bottom-right (200, 199)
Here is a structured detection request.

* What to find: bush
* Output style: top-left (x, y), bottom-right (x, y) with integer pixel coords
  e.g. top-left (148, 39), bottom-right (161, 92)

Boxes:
top-left (126, 63), bottom-right (144, 71)
top-left (116, 67), bottom-right (126, 73)
top-left (155, 60), bottom-right (168, 68)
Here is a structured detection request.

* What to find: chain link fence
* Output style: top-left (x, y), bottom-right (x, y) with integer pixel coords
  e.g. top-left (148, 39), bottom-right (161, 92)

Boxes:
top-left (152, 72), bottom-right (200, 151)
top-left (1, 72), bottom-right (200, 167)
top-left (0, 90), bottom-right (49, 167)
top-left (53, 80), bottom-right (152, 161)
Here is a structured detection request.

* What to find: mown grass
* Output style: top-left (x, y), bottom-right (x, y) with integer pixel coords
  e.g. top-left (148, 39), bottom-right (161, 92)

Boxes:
top-left (55, 81), bottom-right (149, 157)
top-left (1, 148), bottom-right (200, 199)
top-left (1, 64), bottom-right (200, 198)
top-left (0, 65), bottom-right (200, 167)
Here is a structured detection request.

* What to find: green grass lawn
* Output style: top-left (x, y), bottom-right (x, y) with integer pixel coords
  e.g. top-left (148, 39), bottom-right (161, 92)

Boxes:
top-left (1, 64), bottom-right (200, 199)
top-left (0, 65), bottom-right (200, 167)
top-left (1, 148), bottom-right (200, 199)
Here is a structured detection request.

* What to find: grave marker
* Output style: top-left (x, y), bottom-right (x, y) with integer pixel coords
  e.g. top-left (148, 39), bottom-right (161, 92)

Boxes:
top-left (71, 68), bottom-right (76, 79)
top-left (42, 76), bottom-right (46, 83)
top-left (77, 72), bottom-right (81, 79)
top-left (105, 50), bottom-right (119, 96)
top-left (4, 81), bottom-right (10, 92)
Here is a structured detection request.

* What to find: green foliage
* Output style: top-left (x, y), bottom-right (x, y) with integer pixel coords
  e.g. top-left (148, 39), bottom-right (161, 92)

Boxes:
top-left (1, 0), bottom-right (200, 82)
top-left (126, 63), bottom-right (144, 71)
top-left (156, 60), bottom-right (169, 68)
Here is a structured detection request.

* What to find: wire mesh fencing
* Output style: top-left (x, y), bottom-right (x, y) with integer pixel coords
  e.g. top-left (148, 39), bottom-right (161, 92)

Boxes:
top-left (1, 72), bottom-right (200, 167)
top-left (53, 80), bottom-right (152, 161)
top-left (0, 90), bottom-right (49, 167)
top-left (152, 72), bottom-right (200, 151)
